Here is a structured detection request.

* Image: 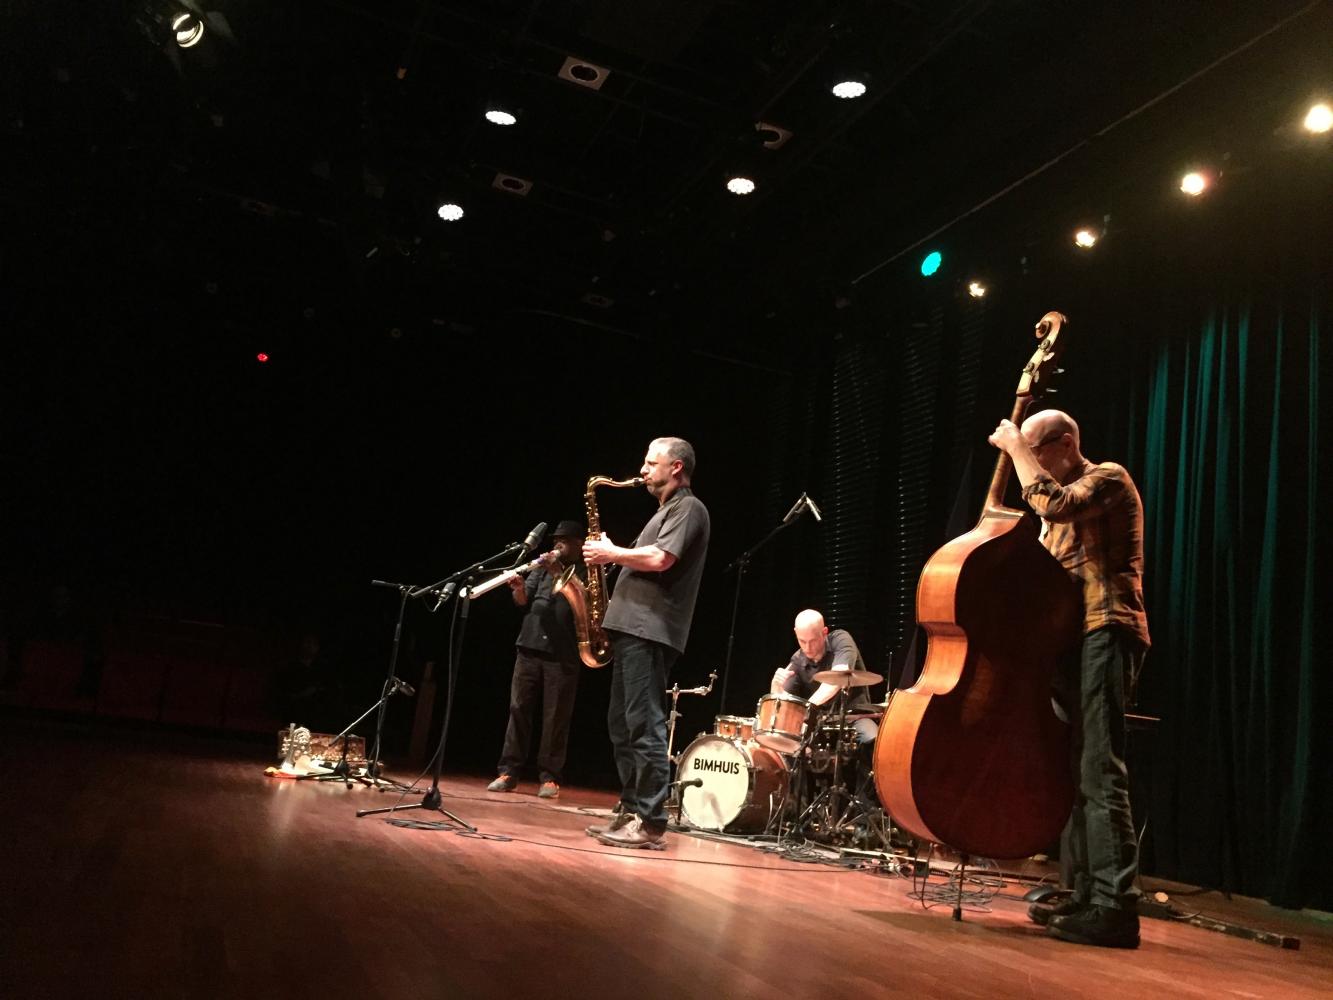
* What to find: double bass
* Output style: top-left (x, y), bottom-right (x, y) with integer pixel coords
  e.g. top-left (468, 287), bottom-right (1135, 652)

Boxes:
top-left (873, 311), bottom-right (1083, 859)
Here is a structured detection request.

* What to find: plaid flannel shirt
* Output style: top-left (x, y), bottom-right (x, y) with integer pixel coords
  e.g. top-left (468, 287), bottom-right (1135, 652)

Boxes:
top-left (1021, 459), bottom-right (1151, 648)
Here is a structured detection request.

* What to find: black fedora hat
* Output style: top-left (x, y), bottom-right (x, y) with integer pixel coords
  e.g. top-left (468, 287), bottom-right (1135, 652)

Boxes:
top-left (551, 519), bottom-right (585, 539)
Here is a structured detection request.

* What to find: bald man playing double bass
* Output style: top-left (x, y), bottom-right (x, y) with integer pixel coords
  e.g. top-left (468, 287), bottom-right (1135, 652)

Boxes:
top-left (990, 408), bottom-right (1150, 949)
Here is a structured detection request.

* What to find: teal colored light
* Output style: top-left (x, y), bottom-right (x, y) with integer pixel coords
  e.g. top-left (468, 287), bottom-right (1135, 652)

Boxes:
top-left (920, 250), bottom-right (943, 276)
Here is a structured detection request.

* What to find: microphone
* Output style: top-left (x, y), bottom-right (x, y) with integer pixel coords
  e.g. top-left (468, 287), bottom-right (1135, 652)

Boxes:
top-left (781, 495), bottom-right (806, 525)
top-left (429, 581), bottom-right (456, 612)
top-left (673, 777), bottom-right (704, 789)
top-left (393, 678), bottom-right (416, 697)
top-left (520, 521), bottom-right (547, 555)
top-left (804, 494), bottom-right (823, 522)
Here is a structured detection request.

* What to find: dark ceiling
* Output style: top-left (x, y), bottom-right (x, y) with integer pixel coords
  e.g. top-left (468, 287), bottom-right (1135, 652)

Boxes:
top-left (3, 0), bottom-right (1329, 365)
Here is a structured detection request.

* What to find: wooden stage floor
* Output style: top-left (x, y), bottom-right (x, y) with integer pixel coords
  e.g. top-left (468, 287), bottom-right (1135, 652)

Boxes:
top-left (4, 719), bottom-right (1331, 1000)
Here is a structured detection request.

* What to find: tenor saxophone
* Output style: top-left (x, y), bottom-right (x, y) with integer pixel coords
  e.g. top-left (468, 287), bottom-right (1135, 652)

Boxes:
top-left (554, 475), bottom-right (645, 668)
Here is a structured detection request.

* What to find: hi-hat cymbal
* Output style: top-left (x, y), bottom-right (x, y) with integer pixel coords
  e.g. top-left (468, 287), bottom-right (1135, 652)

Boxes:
top-left (812, 668), bottom-right (883, 688)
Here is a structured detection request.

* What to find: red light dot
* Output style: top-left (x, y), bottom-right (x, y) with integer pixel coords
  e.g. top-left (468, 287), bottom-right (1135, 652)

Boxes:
top-left (256, 353), bottom-right (269, 363)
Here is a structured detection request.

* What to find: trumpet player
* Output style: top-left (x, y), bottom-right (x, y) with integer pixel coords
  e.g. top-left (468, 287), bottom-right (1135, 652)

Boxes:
top-left (583, 437), bottom-right (710, 849)
top-left (486, 519), bottom-right (587, 799)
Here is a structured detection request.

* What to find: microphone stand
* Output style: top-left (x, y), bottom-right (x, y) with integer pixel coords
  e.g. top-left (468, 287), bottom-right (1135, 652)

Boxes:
top-left (359, 580), bottom-right (430, 789)
top-left (357, 539), bottom-right (528, 828)
top-left (718, 495), bottom-right (812, 713)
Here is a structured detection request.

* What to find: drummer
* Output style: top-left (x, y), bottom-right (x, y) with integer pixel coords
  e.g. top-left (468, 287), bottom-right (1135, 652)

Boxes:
top-left (770, 609), bottom-right (879, 747)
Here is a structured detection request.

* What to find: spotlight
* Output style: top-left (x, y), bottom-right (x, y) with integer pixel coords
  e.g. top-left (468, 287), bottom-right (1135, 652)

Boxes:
top-left (1074, 228), bottom-right (1098, 249)
top-left (256, 352), bottom-right (269, 363)
top-left (485, 108), bottom-right (517, 126)
top-left (172, 12), bottom-right (205, 48)
top-left (920, 250), bottom-right (942, 277)
top-left (1179, 171), bottom-right (1209, 196)
top-left (726, 176), bottom-right (756, 195)
top-left (967, 281), bottom-right (987, 298)
top-left (831, 80), bottom-right (867, 99)
top-left (436, 202), bottom-right (464, 221)
top-left (1304, 102), bottom-right (1332, 134)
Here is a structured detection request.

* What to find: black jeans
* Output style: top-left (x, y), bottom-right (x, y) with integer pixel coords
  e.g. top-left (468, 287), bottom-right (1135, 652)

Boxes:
top-left (497, 648), bottom-right (580, 783)
top-left (1052, 625), bottom-right (1145, 911)
top-left (606, 631), bottom-right (678, 834)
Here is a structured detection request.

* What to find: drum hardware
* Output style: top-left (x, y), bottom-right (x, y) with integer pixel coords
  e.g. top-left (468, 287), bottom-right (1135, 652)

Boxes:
top-left (787, 689), bottom-right (895, 850)
top-left (665, 670), bottom-right (718, 821)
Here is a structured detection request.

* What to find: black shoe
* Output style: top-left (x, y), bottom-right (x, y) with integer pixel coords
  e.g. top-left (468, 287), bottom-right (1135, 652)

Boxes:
top-left (1048, 904), bottom-right (1140, 949)
top-left (1028, 895), bottom-right (1087, 927)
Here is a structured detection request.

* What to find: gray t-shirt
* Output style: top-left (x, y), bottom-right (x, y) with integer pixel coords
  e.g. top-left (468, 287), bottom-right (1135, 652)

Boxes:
top-left (603, 486), bottom-right (710, 653)
top-left (782, 628), bottom-right (873, 710)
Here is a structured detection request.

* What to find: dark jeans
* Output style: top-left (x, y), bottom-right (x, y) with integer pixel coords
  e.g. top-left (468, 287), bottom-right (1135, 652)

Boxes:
top-left (606, 631), bottom-right (678, 834)
top-left (1052, 625), bottom-right (1145, 911)
top-left (497, 647), bottom-right (580, 783)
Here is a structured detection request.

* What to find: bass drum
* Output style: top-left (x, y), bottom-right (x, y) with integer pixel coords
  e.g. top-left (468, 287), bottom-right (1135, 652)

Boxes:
top-left (677, 735), bottom-right (789, 833)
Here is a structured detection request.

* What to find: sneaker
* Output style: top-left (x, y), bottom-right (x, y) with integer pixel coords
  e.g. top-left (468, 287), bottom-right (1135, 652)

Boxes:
top-left (486, 774), bottom-right (517, 792)
top-left (584, 805), bottom-right (633, 838)
top-left (595, 815), bottom-right (666, 851)
top-left (1048, 904), bottom-right (1140, 949)
top-left (1028, 894), bottom-right (1087, 926)
top-left (538, 781), bottom-right (560, 799)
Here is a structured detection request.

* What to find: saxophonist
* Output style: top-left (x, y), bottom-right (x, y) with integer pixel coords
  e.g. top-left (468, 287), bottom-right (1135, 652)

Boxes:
top-left (583, 437), bottom-right (710, 850)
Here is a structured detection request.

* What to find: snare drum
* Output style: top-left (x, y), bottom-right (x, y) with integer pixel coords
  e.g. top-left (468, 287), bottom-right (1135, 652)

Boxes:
top-left (754, 693), bottom-right (810, 754)
top-left (677, 734), bottom-right (789, 833)
top-left (713, 715), bottom-right (756, 742)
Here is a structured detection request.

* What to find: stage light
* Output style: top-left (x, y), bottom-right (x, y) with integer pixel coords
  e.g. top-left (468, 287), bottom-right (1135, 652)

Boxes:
top-left (1180, 171), bottom-right (1209, 196)
top-left (920, 250), bottom-right (942, 276)
top-left (485, 108), bottom-right (517, 126)
top-left (1305, 102), bottom-right (1332, 133)
top-left (831, 80), bottom-right (867, 99)
top-left (967, 281), bottom-right (987, 298)
top-left (1074, 228), bottom-right (1098, 249)
top-left (436, 202), bottom-right (464, 221)
top-left (171, 12), bottom-right (205, 48)
top-left (727, 176), bottom-right (756, 195)
top-left (256, 352), bottom-right (269, 363)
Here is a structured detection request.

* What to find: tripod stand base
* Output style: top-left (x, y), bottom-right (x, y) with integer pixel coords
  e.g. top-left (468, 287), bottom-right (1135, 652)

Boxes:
top-left (357, 785), bottom-right (477, 831)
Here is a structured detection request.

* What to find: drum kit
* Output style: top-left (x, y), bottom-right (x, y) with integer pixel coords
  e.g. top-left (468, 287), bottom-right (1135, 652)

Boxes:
top-left (672, 668), bottom-right (896, 849)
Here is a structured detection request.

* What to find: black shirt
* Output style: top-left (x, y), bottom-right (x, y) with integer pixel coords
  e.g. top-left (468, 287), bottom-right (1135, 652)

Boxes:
top-left (515, 565), bottom-right (583, 665)
top-left (603, 486), bottom-right (710, 654)
top-left (781, 628), bottom-right (873, 710)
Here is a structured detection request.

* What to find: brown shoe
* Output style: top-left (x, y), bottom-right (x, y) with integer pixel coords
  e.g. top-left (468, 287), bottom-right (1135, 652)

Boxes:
top-left (584, 806), bottom-right (632, 837)
top-left (538, 781), bottom-right (560, 799)
top-left (595, 815), bottom-right (666, 850)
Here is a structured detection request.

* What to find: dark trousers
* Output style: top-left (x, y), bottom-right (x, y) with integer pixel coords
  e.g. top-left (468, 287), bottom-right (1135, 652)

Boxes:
top-left (1052, 625), bottom-right (1145, 911)
top-left (497, 647), bottom-right (580, 784)
top-left (606, 631), bottom-right (678, 834)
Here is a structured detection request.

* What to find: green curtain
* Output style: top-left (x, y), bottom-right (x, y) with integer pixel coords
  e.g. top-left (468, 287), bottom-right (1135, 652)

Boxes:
top-left (1137, 296), bottom-right (1326, 909)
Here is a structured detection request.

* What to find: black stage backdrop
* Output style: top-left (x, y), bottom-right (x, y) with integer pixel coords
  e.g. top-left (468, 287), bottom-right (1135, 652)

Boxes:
top-left (6, 95), bottom-right (1329, 914)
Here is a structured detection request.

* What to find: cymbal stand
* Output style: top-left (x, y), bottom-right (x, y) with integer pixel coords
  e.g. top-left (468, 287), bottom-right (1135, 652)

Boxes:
top-left (794, 687), bottom-right (860, 843)
top-left (665, 670), bottom-right (716, 822)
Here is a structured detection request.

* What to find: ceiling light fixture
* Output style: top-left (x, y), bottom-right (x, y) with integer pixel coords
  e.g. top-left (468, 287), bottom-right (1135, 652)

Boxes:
top-left (727, 176), bottom-right (756, 195)
top-left (1074, 228), bottom-right (1099, 249)
top-left (436, 203), bottom-right (464, 222)
top-left (1304, 102), bottom-right (1332, 133)
top-left (967, 281), bottom-right (987, 298)
top-left (831, 80), bottom-right (867, 99)
top-left (920, 250), bottom-right (943, 276)
top-left (485, 108), bottom-right (517, 126)
top-left (172, 12), bottom-right (205, 48)
top-left (1179, 171), bottom-right (1209, 196)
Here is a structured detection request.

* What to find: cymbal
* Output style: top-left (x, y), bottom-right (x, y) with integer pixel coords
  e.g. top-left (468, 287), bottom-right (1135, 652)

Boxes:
top-left (812, 668), bottom-right (883, 688)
